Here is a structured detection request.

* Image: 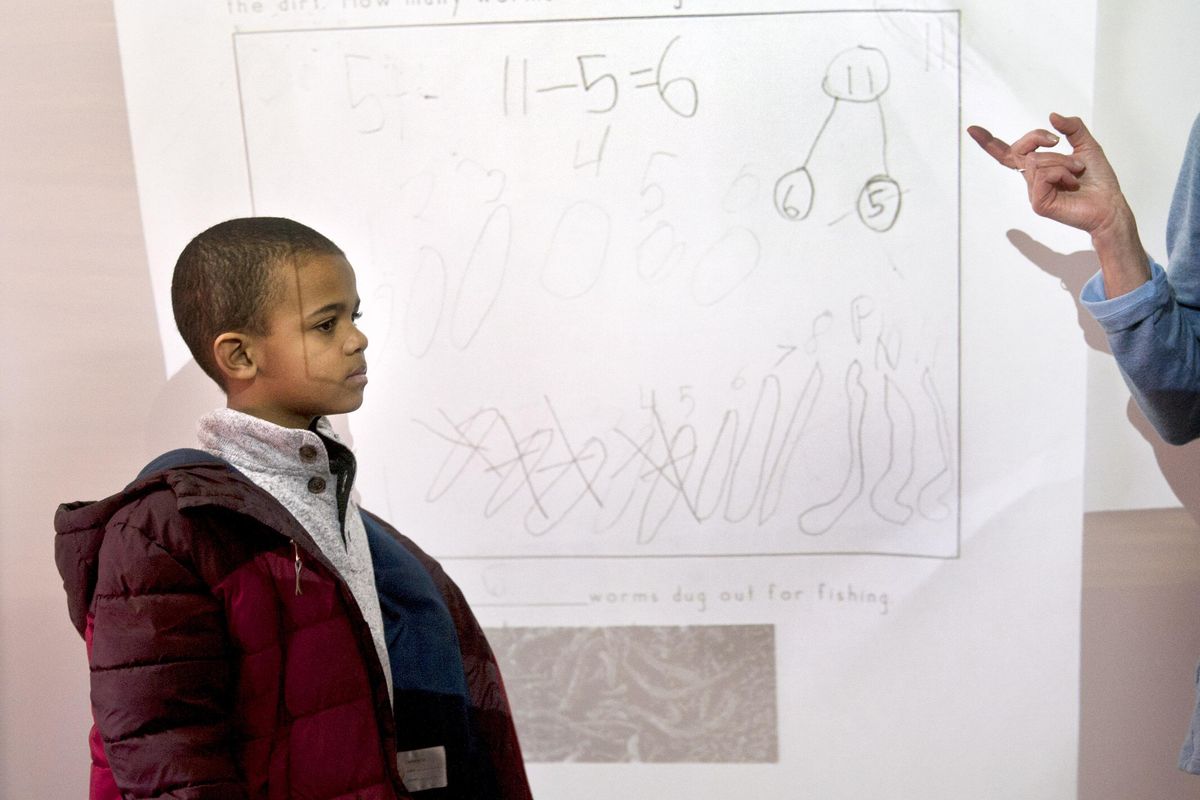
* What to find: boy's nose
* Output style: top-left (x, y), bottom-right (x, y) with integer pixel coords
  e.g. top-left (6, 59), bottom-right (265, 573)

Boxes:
top-left (347, 327), bottom-right (368, 353)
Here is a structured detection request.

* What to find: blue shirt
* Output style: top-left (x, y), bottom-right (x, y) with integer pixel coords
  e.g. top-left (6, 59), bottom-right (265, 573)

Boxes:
top-left (1080, 114), bottom-right (1200, 446)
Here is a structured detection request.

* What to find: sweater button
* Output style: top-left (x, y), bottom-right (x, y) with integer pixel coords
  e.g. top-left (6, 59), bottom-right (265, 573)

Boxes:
top-left (307, 476), bottom-right (326, 494)
top-left (298, 444), bottom-right (319, 462)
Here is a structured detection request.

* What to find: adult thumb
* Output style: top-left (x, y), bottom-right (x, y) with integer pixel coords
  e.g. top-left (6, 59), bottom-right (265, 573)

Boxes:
top-left (1050, 113), bottom-right (1098, 151)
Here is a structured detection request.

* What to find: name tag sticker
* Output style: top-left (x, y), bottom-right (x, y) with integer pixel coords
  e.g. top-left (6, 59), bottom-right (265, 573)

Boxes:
top-left (397, 745), bottom-right (448, 791)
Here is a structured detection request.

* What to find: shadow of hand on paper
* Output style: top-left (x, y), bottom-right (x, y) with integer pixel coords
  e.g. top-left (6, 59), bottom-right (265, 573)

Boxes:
top-left (1005, 229), bottom-right (1111, 355)
top-left (1007, 228), bottom-right (1200, 518)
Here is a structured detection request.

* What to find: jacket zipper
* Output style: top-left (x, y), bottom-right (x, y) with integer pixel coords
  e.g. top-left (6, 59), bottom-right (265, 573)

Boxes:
top-left (292, 540), bottom-right (304, 596)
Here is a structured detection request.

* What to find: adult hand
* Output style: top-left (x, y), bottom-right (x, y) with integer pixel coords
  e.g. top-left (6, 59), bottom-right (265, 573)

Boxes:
top-left (968, 112), bottom-right (1148, 297)
top-left (968, 113), bottom-right (1129, 237)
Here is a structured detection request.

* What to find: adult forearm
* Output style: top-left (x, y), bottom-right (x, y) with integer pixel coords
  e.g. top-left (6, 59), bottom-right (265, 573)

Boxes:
top-left (1091, 198), bottom-right (1152, 299)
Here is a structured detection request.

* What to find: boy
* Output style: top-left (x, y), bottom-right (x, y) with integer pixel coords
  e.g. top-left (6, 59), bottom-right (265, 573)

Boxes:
top-left (54, 218), bottom-right (532, 799)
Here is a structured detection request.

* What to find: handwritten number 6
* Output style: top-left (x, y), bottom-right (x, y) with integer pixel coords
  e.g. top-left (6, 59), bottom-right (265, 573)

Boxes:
top-left (656, 37), bottom-right (698, 118)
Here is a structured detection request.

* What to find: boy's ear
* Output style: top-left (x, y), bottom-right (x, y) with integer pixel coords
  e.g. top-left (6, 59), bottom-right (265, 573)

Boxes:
top-left (212, 332), bottom-right (258, 384)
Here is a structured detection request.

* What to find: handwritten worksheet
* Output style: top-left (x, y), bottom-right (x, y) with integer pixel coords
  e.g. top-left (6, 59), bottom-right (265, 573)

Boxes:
top-left (114, 1), bottom-right (1093, 796)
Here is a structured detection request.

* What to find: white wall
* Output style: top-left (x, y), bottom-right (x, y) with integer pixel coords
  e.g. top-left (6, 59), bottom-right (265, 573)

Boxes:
top-left (0, 5), bottom-right (217, 797)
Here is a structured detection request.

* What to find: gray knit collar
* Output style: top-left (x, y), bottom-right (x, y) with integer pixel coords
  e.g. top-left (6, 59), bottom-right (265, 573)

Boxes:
top-left (197, 408), bottom-right (342, 478)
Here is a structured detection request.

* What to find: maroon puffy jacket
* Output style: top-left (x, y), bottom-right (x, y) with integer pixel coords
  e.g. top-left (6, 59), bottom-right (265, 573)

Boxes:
top-left (54, 459), bottom-right (531, 800)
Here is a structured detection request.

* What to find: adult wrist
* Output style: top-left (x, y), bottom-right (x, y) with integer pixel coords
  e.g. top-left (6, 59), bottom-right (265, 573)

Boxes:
top-left (1090, 199), bottom-right (1151, 297)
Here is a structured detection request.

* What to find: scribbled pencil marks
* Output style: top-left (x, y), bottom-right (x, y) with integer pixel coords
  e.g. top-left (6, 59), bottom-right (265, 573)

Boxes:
top-left (413, 335), bottom-right (955, 551)
top-left (721, 163), bottom-right (761, 214)
top-left (525, 400), bottom-right (609, 536)
top-left (421, 407), bottom-right (503, 504)
top-left (917, 368), bottom-right (954, 521)
top-left (395, 172), bottom-right (436, 220)
top-left (455, 158), bottom-right (507, 204)
top-left (759, 364), bottom-right (823, 525)
top-left (636, 416), bottom-right (698, 545)
top-left (869, 375), bottom-right (916, 525)
top-left (689, 227), bottom-right (762, 307)
top-left (384, 161), bottom-right (513, 359)
top-left (636, 221), bottom-right (688, 283)
top-left (798, 360), bottom-right (866, 536)
top-left (450, 204), bottom-right (512, 350)
top-left (541, 202), bottom-right (612, 299)
top-left (724, 375), bottom-right (781, 524)
top-left (403, 246), bottom-right (447, 359)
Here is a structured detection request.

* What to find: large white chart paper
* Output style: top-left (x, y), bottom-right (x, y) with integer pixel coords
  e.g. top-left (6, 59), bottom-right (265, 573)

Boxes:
top-left (114, 1), bottom-right (1093, 797)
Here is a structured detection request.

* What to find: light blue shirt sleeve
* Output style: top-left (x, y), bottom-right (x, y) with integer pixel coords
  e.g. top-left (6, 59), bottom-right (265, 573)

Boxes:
top-left (1078, 113), bottom-right (1200, 446)
top-left (1079, 260), bottom-right (1166, 332)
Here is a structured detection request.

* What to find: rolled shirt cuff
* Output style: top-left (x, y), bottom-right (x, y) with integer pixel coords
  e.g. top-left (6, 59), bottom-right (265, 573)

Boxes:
top-left (1080, 259), bottom-right (1167, 332)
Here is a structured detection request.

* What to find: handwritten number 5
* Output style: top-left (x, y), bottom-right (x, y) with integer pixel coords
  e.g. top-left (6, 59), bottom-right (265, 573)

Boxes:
top-left (345, 54), bottom-right (384, 134)
top-left (639, 151), bottom-right (677, 219)
top-left (577, 55), bottom-right (618, 114)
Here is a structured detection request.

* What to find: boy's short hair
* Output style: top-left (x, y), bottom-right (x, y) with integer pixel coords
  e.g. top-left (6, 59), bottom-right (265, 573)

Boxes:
top-left (172, 217), bottom-right (344, 389)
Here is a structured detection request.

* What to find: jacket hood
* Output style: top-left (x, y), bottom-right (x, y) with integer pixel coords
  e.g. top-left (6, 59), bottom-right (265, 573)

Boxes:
top-left (53, 461), bottom-right (281, 637)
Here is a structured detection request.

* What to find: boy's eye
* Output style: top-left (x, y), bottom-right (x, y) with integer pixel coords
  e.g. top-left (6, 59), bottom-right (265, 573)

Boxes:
top-left (316, 318), bottom-right (336, 332)
top-left (352, 311), bottom-right (363, 322)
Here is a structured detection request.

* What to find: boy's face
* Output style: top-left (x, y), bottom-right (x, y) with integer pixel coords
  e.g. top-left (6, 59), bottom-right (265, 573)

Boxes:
top-left (243, 252), bottom-right (368, 428)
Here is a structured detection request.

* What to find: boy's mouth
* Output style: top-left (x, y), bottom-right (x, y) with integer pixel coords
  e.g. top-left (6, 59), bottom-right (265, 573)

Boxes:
top-left (346, 364), bottom-right (368, 386)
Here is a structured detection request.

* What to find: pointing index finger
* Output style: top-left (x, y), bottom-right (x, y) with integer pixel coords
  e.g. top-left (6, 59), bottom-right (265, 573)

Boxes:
top-left (967, 125), bottom-right (1018, 169)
